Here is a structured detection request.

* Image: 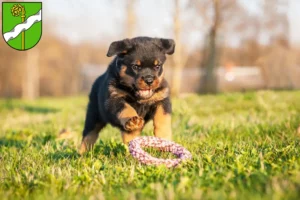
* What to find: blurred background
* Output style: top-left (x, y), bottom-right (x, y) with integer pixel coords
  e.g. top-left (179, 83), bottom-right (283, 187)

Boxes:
top-left (1, 0), bottom-right (300, 99)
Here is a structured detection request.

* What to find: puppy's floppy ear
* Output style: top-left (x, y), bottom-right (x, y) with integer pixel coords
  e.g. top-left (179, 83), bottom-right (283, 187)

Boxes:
top-left (107, 39), bottom-right (133, 57)
top-left (155, 38), bottom-right (176, 55)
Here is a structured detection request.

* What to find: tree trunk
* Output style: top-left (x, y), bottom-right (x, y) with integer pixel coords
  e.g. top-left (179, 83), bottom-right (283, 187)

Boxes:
top-left (201, 0), bottom-right (220, 94)
top-left (126, 0), bottom-right (136, 38)
top-left (22, 49), bottom-right (39, 99)
top-left (171, 0), bottom-right (183, 97)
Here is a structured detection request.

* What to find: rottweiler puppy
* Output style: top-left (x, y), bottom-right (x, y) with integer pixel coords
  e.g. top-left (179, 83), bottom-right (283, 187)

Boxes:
top-left (79, 36), bottom-right (175, 154)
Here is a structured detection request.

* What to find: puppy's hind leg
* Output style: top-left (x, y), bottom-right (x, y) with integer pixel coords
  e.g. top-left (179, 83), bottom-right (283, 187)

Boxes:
top-left (79, 102), bottom-right (106, 155)
top-left (153, 100), bottom-right (172, 141)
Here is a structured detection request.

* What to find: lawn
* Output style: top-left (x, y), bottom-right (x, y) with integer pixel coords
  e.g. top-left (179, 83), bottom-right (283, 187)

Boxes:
top-left (0, 90), bottom-right (300, 200)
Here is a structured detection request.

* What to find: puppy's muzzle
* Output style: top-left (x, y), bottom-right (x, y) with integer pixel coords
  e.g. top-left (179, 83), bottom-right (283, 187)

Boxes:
top-left (142, 75), bottom-right (154, 86)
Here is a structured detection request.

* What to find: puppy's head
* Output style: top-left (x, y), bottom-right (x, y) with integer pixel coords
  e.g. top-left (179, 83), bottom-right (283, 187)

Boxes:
top-left (107, 37), bottom-right (175, 99)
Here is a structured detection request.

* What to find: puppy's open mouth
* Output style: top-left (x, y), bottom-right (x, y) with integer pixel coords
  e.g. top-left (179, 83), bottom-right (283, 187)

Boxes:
top-left (136, 89), bottom-right (153, 99)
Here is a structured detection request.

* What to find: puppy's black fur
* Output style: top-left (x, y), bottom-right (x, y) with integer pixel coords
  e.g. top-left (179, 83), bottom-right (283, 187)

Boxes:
top-left (80, 37), bottom-right (175, 153)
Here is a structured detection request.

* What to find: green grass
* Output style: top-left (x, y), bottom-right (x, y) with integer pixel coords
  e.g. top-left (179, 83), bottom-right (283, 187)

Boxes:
top-left (0, 91), bottom-right (300, 200)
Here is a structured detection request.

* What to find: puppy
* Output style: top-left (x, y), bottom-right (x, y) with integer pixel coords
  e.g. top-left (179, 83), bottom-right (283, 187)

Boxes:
top-left (79, 37), bottom-right (175, 154)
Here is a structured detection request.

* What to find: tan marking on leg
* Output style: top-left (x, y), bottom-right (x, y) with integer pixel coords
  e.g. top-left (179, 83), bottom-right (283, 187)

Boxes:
top-left (121, 130), bottom-right (142, 144)
top-left (118, 103), bottom-right (138, 127)
top-left (153, 105), bottom-right (172, 140)
top-left (79, 123), bottom-right (103, 155)
top-left (136, 60), bottom-right (141, 66)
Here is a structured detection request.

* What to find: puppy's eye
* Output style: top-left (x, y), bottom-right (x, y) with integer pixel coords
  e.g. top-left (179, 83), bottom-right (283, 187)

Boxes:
top-left (132, 65), bottom-right (140, 71)
top-left (154, 65), bottom-right (161, 71)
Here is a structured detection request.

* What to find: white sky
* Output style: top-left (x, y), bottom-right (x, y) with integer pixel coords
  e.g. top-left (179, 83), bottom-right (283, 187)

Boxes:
top-left (24, 0), bottom-right (300, 48)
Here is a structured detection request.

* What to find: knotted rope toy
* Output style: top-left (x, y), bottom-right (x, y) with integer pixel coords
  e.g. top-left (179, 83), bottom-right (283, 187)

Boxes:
top-left (129, 136), bottom-right (192, 168)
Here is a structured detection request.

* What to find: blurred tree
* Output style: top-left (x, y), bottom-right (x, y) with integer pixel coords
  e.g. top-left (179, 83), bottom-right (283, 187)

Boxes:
top-left (126, 0), bottom-right (136, 38)
top-left (37, 31), bottom-right (82, 96)
top-left (22, 50), bottom-right (40, 100)
top-left (217, 0), bottom-right (290, 70)
top-left (258, 0), bottom-right (291, 89)
top-left (201, 0), bottom-right (221, 94)
top-left (0, 0), bottom-right (25, 98)
top-left (171, 0), bottom-right (183, 97)
top-left (191, 0), bottom-right (295, 92)
top-left (192, 0), bottom-right (240, 93)
top-left (0, 0), bottom-right (40, 99)
top-left (170, 0), bottom-right (194, 97)
top-left (262, 0), bottom-right (289, 44)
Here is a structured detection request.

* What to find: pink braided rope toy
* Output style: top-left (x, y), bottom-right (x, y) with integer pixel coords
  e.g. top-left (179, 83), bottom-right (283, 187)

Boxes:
top-left (129, 136), bottom-right (192, 168)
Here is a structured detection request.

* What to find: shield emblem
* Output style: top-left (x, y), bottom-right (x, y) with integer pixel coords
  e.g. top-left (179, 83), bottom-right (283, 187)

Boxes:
top-left (2, 2), bottom-right (42, 51)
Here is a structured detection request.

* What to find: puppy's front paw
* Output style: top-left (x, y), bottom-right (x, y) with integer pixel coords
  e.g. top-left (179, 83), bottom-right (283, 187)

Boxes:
top-left (124, 116), bottom-right (144, 132)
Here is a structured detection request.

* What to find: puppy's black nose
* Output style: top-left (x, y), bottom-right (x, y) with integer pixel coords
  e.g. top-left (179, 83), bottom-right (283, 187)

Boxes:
top-left (143, 75), bottom-right (154, 85)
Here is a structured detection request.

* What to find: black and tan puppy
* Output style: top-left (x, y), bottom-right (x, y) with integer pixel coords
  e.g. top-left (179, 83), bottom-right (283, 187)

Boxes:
top-left (79, 37), bottom-right (175, 154)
